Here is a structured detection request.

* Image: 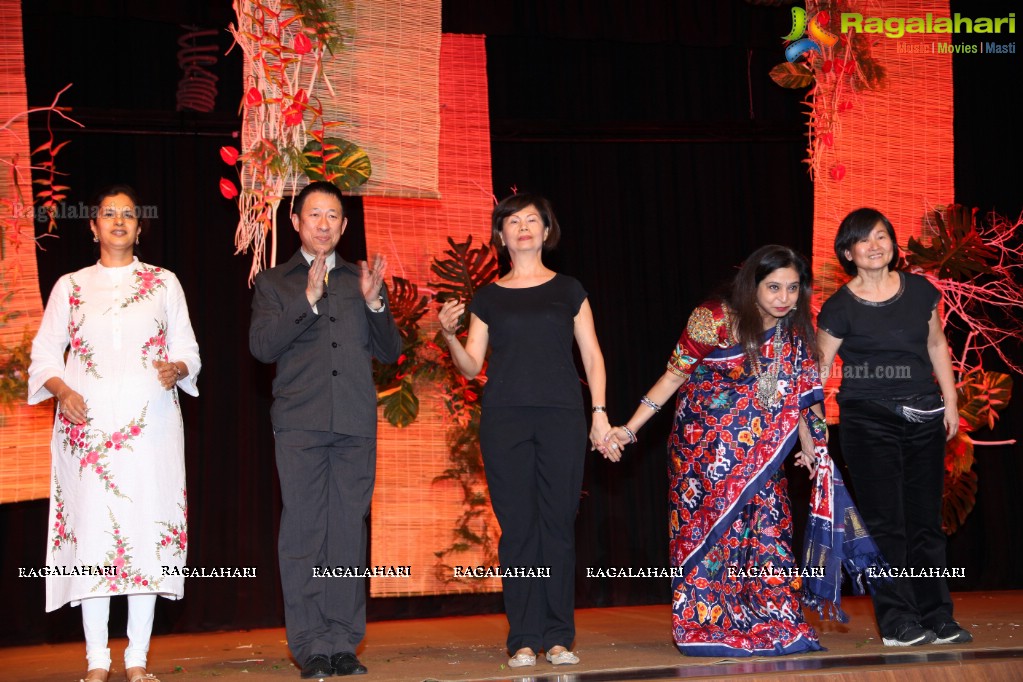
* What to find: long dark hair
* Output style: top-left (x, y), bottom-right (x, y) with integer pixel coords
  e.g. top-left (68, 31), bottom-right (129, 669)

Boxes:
top-left (725, 244), bottom-right (816, 363)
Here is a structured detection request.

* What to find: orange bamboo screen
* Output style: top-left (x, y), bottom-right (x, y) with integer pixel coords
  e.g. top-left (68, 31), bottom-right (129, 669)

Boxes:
top-left (811, 0), bottom-right (955, 419)
top-left (316, 0), bottom-right (442, 198)
top-left (0, 0), bottom-right (53, 504)
top-left (367, 35), bottom-right (498, 597)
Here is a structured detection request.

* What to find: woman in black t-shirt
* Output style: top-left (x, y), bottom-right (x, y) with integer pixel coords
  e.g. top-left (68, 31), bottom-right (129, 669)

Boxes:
top-left (817, 207), bottom-right (970, 647)
top-left (436, 193), bottom-right (611, 669)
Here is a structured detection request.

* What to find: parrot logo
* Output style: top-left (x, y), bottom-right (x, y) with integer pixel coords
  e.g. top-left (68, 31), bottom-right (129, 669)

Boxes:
top-left (783, 4), bottom-right (839, 62)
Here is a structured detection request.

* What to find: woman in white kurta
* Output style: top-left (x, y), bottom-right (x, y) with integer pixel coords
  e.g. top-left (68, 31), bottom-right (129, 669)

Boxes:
top-left (28, 186), bottom-right (200, 682)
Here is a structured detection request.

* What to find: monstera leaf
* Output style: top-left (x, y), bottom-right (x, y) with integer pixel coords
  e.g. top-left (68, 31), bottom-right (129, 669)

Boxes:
top-left (302, 137), bottom-right (372, 189)
top-left (957, 369), bottom-right (1013, 432)
top-left (386, 276), bottom-right (430, 341)
top-left (905, 204), bottom-right (997, 281)
top-left (769, 62), bottom-right (814, 89)
top-left (942, 465), bottom-right (977, 534)
top-left (428, 236), bottom-right (500, 308)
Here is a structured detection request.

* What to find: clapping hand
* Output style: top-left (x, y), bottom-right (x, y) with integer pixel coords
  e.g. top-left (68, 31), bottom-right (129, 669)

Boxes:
top-left (438, 299), bottom-right (466, 337)
top-left (360, 254), bottom-right (387, 307)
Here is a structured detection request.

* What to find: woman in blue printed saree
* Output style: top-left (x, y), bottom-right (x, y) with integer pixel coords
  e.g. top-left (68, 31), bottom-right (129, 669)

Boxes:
top-left (606, 245), bottom-right (884, 657)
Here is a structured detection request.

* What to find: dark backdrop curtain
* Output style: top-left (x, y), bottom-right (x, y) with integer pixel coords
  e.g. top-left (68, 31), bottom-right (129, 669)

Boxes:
top-left (1, 0), bottom-right (1018, 646)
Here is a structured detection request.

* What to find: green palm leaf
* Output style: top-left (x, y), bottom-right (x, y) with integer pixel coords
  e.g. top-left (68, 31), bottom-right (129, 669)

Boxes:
top-left (302, 137), bottom-right (372, 189)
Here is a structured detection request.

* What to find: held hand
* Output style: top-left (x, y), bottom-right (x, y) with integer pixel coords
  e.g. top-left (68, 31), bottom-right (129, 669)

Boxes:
top-left (306, 253), bottom-right (327, 305)
top-left (57, 388), bottom-right (88, 425)
top-left (360, 254), bottom-right (387, 305)
top-left (944, 403), bottom-right (960, 441)
top-left (589, 412), bottom-right (611, 456)
top-left (153, 359), bottom-right (182, 390)
top-left (601, 427), bottom-right (632, 463)
top-left (437, 299), bottom-right (466, 337)
top-left (793, 449), bottom-right (818, 479)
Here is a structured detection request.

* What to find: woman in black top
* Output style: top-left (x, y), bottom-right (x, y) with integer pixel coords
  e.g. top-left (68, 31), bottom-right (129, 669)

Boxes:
top-left (437, 193), bottom-right (610, 668)
top-left (817, 208), bottom-right (970, 647)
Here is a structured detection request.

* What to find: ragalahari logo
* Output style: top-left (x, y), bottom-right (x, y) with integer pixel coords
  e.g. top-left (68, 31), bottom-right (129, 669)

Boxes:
top-left (784, 3), bottom-right (839, 62)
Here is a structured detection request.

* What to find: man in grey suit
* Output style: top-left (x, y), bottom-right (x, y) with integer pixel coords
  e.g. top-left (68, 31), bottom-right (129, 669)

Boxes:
top-left (250, 181), bottom-right (401, 679)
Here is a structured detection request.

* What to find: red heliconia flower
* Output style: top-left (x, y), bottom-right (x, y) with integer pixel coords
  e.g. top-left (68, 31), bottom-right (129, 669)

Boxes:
top-left (830, 163), bottom-right (846, 182)
top-left (282, 105), bottom-right (303, 126)
top-left (293, 32), bottom-right (313, 55)
top-left (220, 146), bottom-right (240, 165)
top-left (219, 178), bottom-right (239, 200)
top-left (244, 87), bottom-right (263, 107)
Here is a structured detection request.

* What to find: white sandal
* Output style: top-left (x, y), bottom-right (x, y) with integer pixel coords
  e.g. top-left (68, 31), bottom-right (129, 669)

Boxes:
top-left (508, 650), bottom-right (537, 667)
top-left (545, 647), bottom-right (580, 665)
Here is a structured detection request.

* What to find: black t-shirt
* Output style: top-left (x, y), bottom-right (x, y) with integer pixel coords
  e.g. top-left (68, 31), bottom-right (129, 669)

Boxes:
top-left (469, 273), bottom-right (587, 409)
top-left (817, 271), bottom-right (941, 402)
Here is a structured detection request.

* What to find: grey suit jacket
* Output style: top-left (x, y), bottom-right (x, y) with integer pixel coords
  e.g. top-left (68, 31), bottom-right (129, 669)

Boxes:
top-left (249, 249), bottom-right (402, 438)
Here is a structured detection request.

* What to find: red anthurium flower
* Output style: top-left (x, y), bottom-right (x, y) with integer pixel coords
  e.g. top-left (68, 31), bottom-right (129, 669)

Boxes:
top-left (817, 11), bottom-right (830, 26)
top-left (293, 32), bottom-right (313, 55)
top-left (244, 87), bottom-right (263, 107)
top-left (219, 178), bottom-right (239, 200)
top-left (820, 132), bottom-right (833, 148)
top-left (821, 60), bottom-right (833, 74)
top-left (220, 146), bottom-right (240, 165)
top-left (838, 100), bottom-right (853, 112)
top-left (830, 163), bottom-right (846, 182)
top-left (282, 105), bottom-right (303, 126)
top-left (293, 89), bottom-right (309, 105)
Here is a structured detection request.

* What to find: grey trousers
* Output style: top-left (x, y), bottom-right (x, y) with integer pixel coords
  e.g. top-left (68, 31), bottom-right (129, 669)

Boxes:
top-left (273, 428), bottom-right (376, 664)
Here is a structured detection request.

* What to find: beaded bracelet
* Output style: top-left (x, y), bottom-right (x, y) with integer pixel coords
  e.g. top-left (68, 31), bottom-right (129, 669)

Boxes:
top-left (640, 395), bottom-right (661, 412)
top-left (621, 425), bottom-right (638, 444)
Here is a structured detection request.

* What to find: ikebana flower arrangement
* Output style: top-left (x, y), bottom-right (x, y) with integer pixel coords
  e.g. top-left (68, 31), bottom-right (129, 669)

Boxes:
top-left (903, 205), bottom-right (1020, 532)
top-left (225, 0), bottom-right (371, 283)
top-left (769, 0), bottom-right (886, 180)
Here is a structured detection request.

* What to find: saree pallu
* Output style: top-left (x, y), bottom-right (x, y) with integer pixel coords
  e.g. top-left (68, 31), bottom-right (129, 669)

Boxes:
top-left (668, 319), bottom-right (882, 657)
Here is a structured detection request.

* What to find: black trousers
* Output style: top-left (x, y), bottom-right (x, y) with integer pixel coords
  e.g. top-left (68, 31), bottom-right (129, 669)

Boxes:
top-left (839, 400), bottom-right (954, 637)
top-left (274, 428), bottom-right (376, 664)
top-left (480, 406), bottom-right (587, 653)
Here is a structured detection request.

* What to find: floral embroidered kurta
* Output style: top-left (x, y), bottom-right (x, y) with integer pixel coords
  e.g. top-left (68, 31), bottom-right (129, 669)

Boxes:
top-left (28, 258), bottom-right (200, 612)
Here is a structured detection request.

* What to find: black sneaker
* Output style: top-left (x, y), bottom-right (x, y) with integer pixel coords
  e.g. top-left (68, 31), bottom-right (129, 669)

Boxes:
top-left (933, 621), bottom-right (973, 644)
top-left (882, 622), bottom-right (937, 646)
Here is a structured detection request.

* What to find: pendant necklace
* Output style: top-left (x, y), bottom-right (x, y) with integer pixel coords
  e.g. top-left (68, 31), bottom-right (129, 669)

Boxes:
top-left (754, 319), bottom-right (785, 409)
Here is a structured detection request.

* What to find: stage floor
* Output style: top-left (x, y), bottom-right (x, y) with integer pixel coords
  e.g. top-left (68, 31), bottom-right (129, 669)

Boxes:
top-left (6, 592), bottom-right (1022, 681)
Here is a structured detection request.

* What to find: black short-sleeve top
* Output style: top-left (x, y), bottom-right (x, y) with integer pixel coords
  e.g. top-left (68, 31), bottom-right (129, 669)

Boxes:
top-left (468, 273), bottom-right (587, 409)
top-left (817, 271), bottom-right (941, 402)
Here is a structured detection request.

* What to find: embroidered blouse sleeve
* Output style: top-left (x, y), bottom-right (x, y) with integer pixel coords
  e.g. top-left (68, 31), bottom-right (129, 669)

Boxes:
top-left (667, 301), bottom-right (729, 377)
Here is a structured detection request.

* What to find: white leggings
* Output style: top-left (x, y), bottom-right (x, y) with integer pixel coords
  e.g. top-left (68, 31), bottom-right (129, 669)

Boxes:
top-left (81, 594), bottom-right (157, 671)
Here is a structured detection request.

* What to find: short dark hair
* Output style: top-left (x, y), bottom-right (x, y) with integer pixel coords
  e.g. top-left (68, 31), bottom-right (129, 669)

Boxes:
top-left (293, 181), bottom-right (345, 217)
top-left (834, 208), bottom-right (899, 276)
top-left (92, 184), bottom-right (145, 225)
top-left (490, 193), bottom-right (560, 257)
